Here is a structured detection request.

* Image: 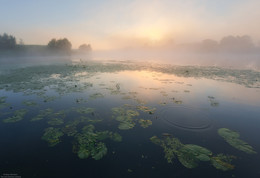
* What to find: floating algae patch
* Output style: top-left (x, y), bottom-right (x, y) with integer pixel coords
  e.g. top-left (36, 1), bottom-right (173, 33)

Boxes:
top-left (31, 108), bottom-right (53, 121)
top-left (74, 124), bottom-right (122, 160)
top-left (136, 105), bottom-right (156, 115)
top-left (89, 93), bottom-right (104, 99)
top-left (75, 107), bottom-right (95, 115)
top-left (138, 119), bottom-right (152, 128)
top-left (218, 128), bottom-right (257, 154)
top-left (3, 109), bottom-right (28, 123)
top-left (62, 124), bottom-right (78, 136)
top-left (112, 107), bottom-right (139, 130)
top-left (42, 127), bottom-right (64, 147)
top-left (22, 100), bottom-right (38, 106)
top-left (211, 154), bottom-right (235, 171)
top-left (150, 135), bottom-right (235, 170)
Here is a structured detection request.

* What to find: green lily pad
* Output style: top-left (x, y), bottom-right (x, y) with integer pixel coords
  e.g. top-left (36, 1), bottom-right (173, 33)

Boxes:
top-left (150, 135), bottom-right (234, 171)
top-left (177, 144), bottom-right (212, 168)
top-left (112, 107), bottom-right (139, 130)
top-left (150, 136), bottom-right (161, 145)
top-left (42, 127), bottom-right (64, 147)
top-left (91, 142), bottom-right (107, 160)
top-left (118, 121), bottom-right (135, 130)
top-left (211, 154), bottom-right (235, 171)
top-left (139, 119), bottom-right (152, 128)
top-left (3, 109), bottom-right (28, 123)
top-left (62, 124), bottom-right (77, 136)
top-left (218, 128), bottom-right (257, 154)
top-left (78, 147), bottom-right (90, 159)
top-left (110, 132), bottom-right (122, 142)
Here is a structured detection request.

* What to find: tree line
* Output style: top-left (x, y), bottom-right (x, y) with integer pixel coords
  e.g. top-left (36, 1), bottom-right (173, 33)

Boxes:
top-left (0, 33), bottom-right (92, 53)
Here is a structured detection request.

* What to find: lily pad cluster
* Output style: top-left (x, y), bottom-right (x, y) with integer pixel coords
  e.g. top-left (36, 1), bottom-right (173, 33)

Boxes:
top-left (89, 93), bottom-right (104, 99)
top-left (112, 106), bottom-right (154, 129)
top-left (73, 124), bottom-right (122, 160)
top-left (112, 107), bottom-right (139, 130)
top-left (42, 127), bottom-right (64, 147)
top-left (218, 128), bottom-right (257, 154)
top-left (3, 109), bottom-right (28, 123)
top-left (150, 135), bottom-right (235, 171)
top-left (75, 107), bottom-right (95, 115)
top-left (31, 108), bottom-right (54, 121)
top-left (138, 119), bottom-right (152, 128)
top-left (136, 105), bottom-right (156, 115)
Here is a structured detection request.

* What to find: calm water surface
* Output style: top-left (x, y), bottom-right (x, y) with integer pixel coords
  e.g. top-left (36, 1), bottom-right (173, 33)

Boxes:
top-left (0, 59), bottom-right (259, 178)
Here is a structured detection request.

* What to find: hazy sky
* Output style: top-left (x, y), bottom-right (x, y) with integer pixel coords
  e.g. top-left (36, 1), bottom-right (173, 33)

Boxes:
top-left (1, 0), bottom-right (260, 49)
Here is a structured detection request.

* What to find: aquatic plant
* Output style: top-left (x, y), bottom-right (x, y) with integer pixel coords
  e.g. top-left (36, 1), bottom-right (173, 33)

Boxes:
top-left (74, 124), bottom-right (122, 160)
top-left (138, 119), bottom-right (152, 128)
top-left (211, 154), bottom-right (235, 171)
top-left (136, 106), bottom-right (156, 115)
top-left (47, 118), bottom-right (64, 126)
top-left (177, 144), bottom-right (212, 168)
top-left (22, 100), bottom-right (37, 106)
top-left (31, 108), bottom-right (53, 121)
top-left (76, 107), bottom-right (95, 114)
top-left (3, 109), bottom-right (28, 123)
top-left (112, 107), bottom-right (139, 130)
top-left (218, 128), bottom-right (257, 154)
top-left (89, 93), bottom-right (104, 99)
top-left (42, 127), bottom-right (64, 147)
top-left (150, 135), bottom-right (235, 170)
top-left (62, 124), bottom-right (77, 136)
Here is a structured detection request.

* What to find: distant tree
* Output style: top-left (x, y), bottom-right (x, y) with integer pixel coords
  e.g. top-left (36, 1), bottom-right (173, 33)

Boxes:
top-left (200, 39), bottom-right (218, 52)
top-left (78, 44), bottom-right (92, 52)
top-left (47, 39), bottom-right (57, 49)
top-left (220, 35), bottom-right (255, 52)
top-left (47, 38), bottom-right (72, 52)
top-left (0, 33), bottom-right (16, 49)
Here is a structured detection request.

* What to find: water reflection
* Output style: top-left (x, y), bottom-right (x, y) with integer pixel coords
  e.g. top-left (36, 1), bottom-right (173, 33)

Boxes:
top-left (0, 60), bottom-right (259, 177)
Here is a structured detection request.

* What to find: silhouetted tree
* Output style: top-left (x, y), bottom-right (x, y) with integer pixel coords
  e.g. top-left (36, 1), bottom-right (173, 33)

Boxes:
top-left (78, 44), bottom-right (92, 52)
top-left (47, 38), bottom-right (72, 52)
top-left (0, 33), bottom-right (16, 49)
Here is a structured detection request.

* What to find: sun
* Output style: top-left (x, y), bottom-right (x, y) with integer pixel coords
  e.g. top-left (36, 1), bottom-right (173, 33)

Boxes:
top-left (146, 29), bottom-right (163, 41)
top-left (137, 27), bottom-right (164, 42)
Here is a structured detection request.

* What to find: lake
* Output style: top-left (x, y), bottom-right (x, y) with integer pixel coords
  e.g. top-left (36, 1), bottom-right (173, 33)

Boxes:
top-left (0, 58), bottom-right (259, 178)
